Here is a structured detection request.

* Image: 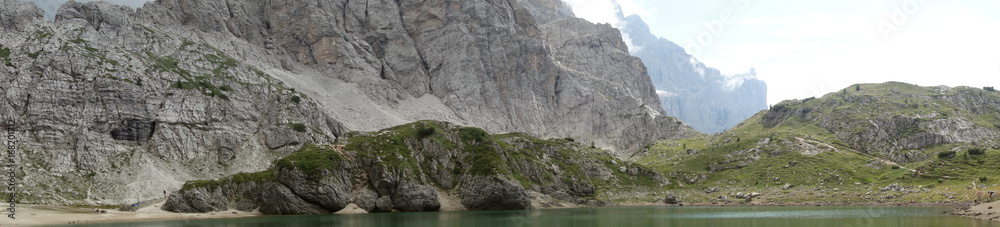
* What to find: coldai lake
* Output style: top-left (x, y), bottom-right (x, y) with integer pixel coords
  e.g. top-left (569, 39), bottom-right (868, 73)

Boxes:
top-left (49, 206), bottom-right (996, 227)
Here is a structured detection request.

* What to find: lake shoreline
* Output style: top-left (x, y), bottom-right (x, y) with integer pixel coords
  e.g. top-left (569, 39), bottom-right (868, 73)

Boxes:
top-left (7, 200), bottom-right (993, 226)
top-left (6, 201), bottom-right (261, 227)
top-left (946, 200), bottom-right (1000, 222)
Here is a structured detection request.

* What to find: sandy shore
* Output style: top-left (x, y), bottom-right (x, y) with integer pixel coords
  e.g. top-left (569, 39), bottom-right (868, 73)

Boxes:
top-left (5, 202), bottom-right (261, 226)
top-left (949, 200), bottom-right (1000, 221)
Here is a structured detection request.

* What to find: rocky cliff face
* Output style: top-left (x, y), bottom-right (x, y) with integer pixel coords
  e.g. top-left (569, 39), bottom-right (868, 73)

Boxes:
top-left (0, 0), bottom-right (694, 205)
top-left (621, 15), bottom-right (767, 134)
top-left (163, 121), bottom-right (668, 214)
top-left (135, 0), bottom-right (696, 153)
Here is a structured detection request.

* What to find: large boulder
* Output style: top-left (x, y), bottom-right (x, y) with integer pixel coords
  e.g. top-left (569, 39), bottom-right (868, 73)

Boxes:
top-left (276, 163), bottom-right (353, 212)
top-left (391, 182), bottom-right (440, 212)
top-left (257, 182), bottom-right (330, 215)
top-left (161, 188), bottom-right (226, 213)
top-left (460, 175), bottom-right (530, 210)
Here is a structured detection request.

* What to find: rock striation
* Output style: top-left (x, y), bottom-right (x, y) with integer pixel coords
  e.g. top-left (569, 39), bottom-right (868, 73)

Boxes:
top-left (0, 0), bottom-right (695, 205)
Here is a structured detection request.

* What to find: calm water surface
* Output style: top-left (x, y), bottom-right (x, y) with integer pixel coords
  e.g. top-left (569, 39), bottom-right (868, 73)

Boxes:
top-left (51, 206), bottom-right (997, 227)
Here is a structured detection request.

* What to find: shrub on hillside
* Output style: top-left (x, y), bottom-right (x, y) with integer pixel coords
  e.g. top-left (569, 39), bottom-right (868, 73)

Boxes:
top-left (416, 125), bottom-right (436, 138)
top-left (289, 123), bottom-right (307, 133)
top-left (968, 148), bottom-right (986, 155)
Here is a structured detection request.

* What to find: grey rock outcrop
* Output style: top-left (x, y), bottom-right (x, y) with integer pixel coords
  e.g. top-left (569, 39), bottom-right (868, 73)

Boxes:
top-left (275, 163), bottom-right (353, 212)
top-left (664, 194), bottom-right (678, 204)
top-left (390, 182), bottom-right (441, 212)
top-left (258, 182), bottom-right (331, 215)
top-left (0, 0), bottom-right (43, 33)
top-left (164, 121), bottom-right (670, 214)
top-left (460, 175), bottom-right (531, 210)
top-left (621, 14), bottom-right (767, 133)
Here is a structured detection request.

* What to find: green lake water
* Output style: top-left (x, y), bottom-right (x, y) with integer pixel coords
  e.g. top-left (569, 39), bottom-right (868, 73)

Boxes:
top-left (49, 206), bottom-right (997, 227)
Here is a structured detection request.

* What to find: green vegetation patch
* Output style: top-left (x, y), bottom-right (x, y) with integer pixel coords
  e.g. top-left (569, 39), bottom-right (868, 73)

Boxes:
top-left (0, 45), bottom-right (11, 67)
top-left (232, 170), bottom-right (276, 183)
top-left (27, 51), bottom-right (43, 59)
top-left (147, 51), bottom-right (191, 78)
top-left (26, 29), bottom-right (53, 41)
top-left (347, 127), bottom-right (422, 174)
top-left (458, 127), bottom-right (489, 143)
top-left (463, 144), bottom-right (509, 176)
top-left (275, 144), bottom-right (346, 177)
top-left (288, 123), bottom-right (308, 133)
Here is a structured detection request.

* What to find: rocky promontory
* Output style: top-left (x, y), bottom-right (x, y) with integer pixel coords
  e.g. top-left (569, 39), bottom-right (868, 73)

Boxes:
top-left (163, 121), bottom-right (669, 214)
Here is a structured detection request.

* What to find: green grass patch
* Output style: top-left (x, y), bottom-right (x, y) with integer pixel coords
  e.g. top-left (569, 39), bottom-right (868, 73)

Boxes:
top-left (231, 170), bottom-right (275, 183)
top-left (27, 30), bottom-right (53, 41)
top-left (0, 45), bottom-right (11, 67)
top-left (463, 144), bottom-right (509, 176)
top-left (288, 123), bottom-right (308, 133)
top-left (27, 51), bottom-right (43, 59)
top-left (275, 144), bottom-right (345, 177)
top-left (459, 127), bottom-right (489, 143)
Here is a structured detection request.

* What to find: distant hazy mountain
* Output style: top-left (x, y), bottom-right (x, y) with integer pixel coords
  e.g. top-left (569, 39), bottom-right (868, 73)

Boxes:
top-left (621, 14), bottom-right (767, 133)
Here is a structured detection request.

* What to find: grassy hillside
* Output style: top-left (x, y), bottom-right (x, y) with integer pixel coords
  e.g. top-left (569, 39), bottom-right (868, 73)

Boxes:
top-left (632, 82), bottom-right (1000, 204)
top-left (175, 120), bottom-right (669, 210)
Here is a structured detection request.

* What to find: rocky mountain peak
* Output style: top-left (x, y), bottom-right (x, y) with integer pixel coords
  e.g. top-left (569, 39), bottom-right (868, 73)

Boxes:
top-left (0, 0), bottom-right (43, 33)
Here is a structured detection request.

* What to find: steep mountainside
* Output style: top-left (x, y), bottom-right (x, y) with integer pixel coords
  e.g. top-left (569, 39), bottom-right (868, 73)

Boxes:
top-left (0, 0), bottom-right (695, 205)
top-left (634, 83), bottom-right (1000, 204)
top-left (622, 15), bottom-right (767, 133)
top-left (135, 0), bottom-right (696, 153)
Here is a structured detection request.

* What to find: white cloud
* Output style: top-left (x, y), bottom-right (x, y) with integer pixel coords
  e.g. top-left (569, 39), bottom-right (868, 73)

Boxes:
top-left (692, 2), bottom-right (1000, 105)
top-left (561, 0), bottom-right (645, 51)
top-left (562, 0), bottom-right (624, 26)
top-left (656, 90), bottom-right (677, 97)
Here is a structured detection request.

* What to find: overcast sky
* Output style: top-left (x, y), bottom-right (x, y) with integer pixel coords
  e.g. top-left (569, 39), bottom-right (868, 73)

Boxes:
top-left (564, 0), bottom-right (1000, 105)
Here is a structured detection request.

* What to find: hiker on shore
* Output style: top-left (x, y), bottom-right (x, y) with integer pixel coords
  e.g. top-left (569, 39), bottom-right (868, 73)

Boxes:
top-left (973, 182), bottom-right (984, 204)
